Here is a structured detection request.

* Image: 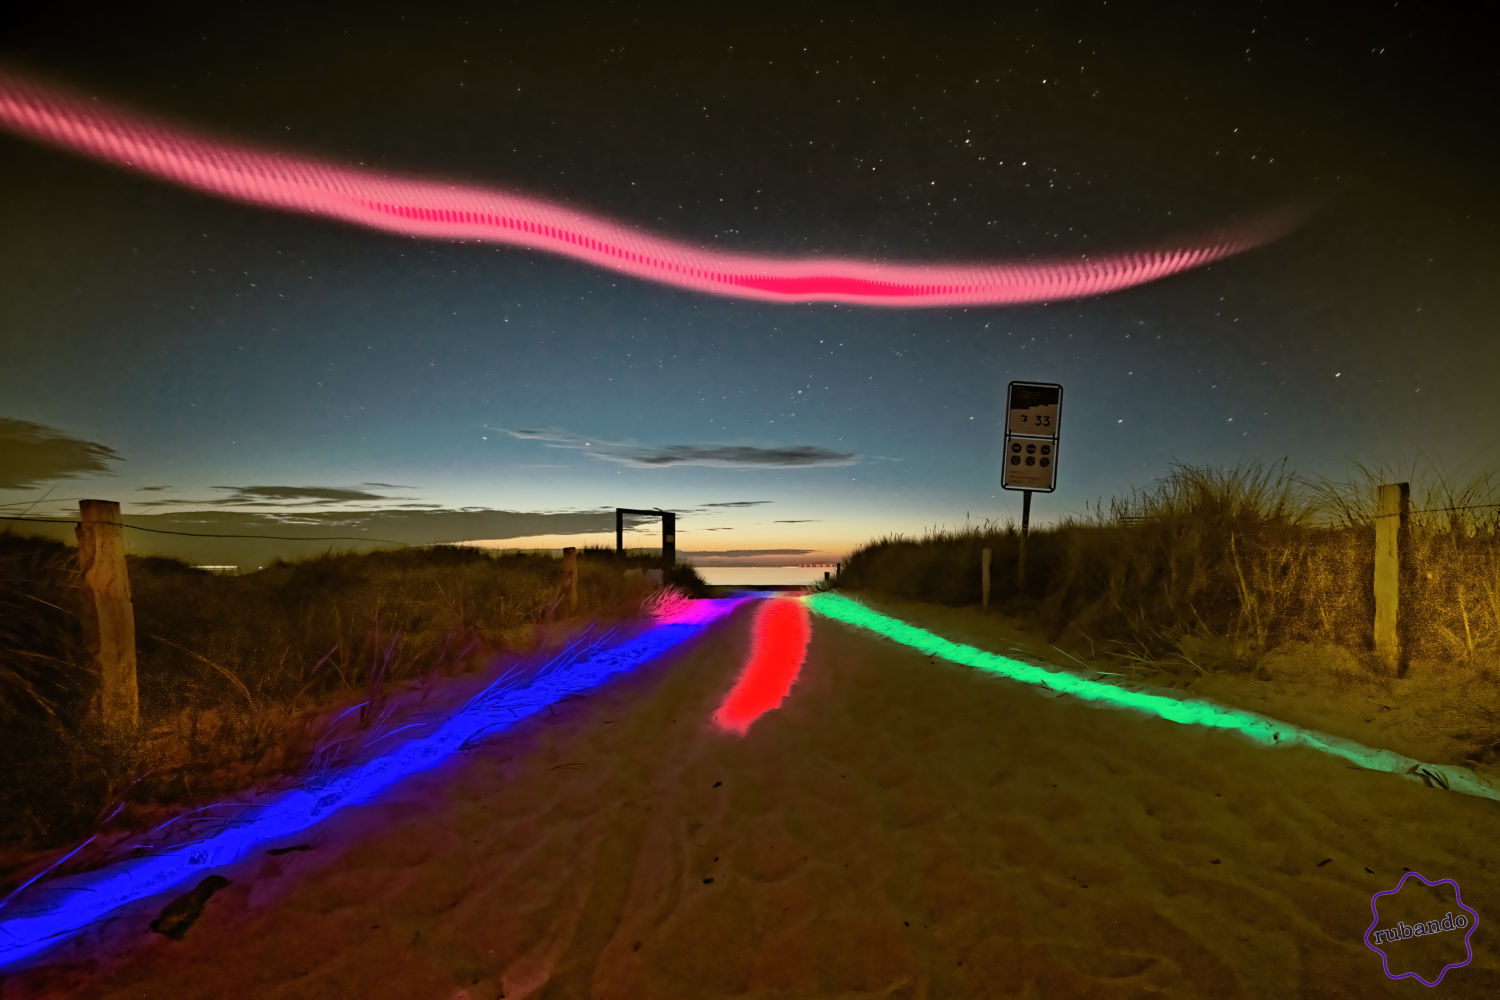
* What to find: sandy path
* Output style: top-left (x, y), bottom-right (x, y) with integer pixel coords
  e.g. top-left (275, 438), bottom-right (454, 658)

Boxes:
top-left (6, 596), bottom-right (1498, 998)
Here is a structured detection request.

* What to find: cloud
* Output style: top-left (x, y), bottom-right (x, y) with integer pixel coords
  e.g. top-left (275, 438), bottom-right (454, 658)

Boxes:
top-left (0, 419), bottom-right (122, 490)
top-left (133, 484), bottom-right (419, 509)
top-left (362, 481), bottom-right (418, 489)
top-left (502, 428), bottom-right (589, 446)
top-left (627, 445), bottom-right (854, 468)
top-left (502, 428), bottom-right (856, 469)
top-left (209, 485), bottom-right (397, 504)
top-left (137, 485), bottom-right (171, 492)
top-left (700, 526), bottom-right (735, 531)
top-left (213, 507), bottom-right (634, 541)
top-left (133, 497), bottom-right (217, 508)
top-left (7, 506), bottom-right (646, 568)
top-left (700, 500), bottom-right (773, 508)
top-left (772, 519), bottom-right (821, 523)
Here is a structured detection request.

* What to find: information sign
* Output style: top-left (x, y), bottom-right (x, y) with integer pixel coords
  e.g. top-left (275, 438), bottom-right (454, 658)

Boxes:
top-left (1002, 381), bottom-right (1062, 493)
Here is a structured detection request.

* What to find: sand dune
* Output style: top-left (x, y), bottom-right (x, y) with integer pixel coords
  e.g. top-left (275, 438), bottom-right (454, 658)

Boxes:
top-left (5, 596), bottom-right (1497, 998)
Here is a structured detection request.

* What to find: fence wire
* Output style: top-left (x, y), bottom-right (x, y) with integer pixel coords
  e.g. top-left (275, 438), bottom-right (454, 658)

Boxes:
top-left (0, 513), bottom-right (410, 547)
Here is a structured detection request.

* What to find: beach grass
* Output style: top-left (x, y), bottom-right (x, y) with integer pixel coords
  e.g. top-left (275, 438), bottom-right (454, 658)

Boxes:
top-left (829, 461), bottom-right (1500, 675)
top-left (0, 536), bottom-right (706, 863)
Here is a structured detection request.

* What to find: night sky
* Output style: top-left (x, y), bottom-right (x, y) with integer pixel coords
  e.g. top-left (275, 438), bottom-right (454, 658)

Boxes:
top-left (1, 3), bottom-right (1495, 573)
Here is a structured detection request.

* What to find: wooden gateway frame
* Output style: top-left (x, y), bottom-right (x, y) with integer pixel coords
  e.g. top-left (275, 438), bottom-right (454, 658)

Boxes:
top-left (615, 507), bottom-right (676, 569)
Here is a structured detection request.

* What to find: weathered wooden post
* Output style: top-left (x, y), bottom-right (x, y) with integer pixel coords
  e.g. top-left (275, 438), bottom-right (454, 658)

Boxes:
top-left (1374, 482), bottom-right (1410, 676)
top-left (982, 547), bottom-right (992, 608)
top-left (661, 511), bottom-right (676, 571)
top-left (76, 499), bottom-right (139, 732)
top-left (562, 546), bottom-right (578, 613)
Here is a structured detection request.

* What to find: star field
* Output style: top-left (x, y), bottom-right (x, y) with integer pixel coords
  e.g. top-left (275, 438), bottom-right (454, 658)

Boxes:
top-left (0, 3), bottom-right (1495, 573)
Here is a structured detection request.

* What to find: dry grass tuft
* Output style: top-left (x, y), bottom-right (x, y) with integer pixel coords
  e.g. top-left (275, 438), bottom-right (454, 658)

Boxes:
top-left (833, 460), bottom-right (1500, 675)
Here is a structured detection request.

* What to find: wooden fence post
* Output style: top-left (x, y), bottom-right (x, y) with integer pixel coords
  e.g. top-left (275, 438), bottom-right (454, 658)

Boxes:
top-left (661, 512), bottom-right (676, 571)
top-left (76, 499), bottom-right (139, 732)
top-left (562, 546), bottom-right (578, 613)
top-left (1374, 482), bottom-right (1410, 676)
top-left (982, 547), bottom-right (992, 608)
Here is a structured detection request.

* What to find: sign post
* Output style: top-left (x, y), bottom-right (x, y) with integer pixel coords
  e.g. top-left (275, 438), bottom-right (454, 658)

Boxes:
top-left (1001, 381), bottom-right (1063, 592)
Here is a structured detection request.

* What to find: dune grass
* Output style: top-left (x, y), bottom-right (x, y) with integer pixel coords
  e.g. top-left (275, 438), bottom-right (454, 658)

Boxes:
top-left (0, 536), bottom-right (706, 863)
top-left (829, 462), bottom-right (1500, 677)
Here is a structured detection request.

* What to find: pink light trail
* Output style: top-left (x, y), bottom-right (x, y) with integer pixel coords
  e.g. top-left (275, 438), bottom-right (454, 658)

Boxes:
top-left (0, 70), bottom-right (1303, 307)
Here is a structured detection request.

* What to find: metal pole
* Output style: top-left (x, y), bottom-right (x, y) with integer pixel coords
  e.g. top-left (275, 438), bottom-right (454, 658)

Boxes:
top-left (616, 509), bottom-right (623, 556)
top-left (1017, 490), bottom-right (1032, 592)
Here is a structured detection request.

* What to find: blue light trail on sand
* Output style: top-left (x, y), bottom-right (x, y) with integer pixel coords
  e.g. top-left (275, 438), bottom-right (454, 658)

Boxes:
top-left (0, 596), bottom-right (751, 971)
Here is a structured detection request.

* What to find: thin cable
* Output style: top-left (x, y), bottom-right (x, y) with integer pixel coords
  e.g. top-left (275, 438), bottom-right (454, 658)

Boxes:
top-left (1372, 502), bottom-right (1500, 518)
top-left (0, 498), bottom-right (86, 508)
top-left (0, 514), bottom-right (410, 546)
top-left (1411, 502), bottom-right (1500, 515)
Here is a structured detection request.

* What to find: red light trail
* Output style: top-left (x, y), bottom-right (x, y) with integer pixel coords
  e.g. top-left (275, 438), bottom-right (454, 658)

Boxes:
top-left (713, 597), bottom-right (812, 735)
top-left (0, 69), bottom-right (1303, 308)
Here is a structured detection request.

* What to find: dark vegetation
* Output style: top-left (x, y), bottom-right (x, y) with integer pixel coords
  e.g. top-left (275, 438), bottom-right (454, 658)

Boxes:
top-left (830, 463), bottom-right (1500, 676)
top-left (0, 538), bottom-right (706, 869)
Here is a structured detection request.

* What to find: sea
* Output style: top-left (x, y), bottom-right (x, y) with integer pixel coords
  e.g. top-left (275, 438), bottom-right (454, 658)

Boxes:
top-left (693, 565), bottom-right (833, 587)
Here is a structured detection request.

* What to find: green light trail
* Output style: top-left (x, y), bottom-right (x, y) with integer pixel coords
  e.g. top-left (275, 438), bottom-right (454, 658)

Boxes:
top-left (803, 592), bottom-right (1500, 804)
